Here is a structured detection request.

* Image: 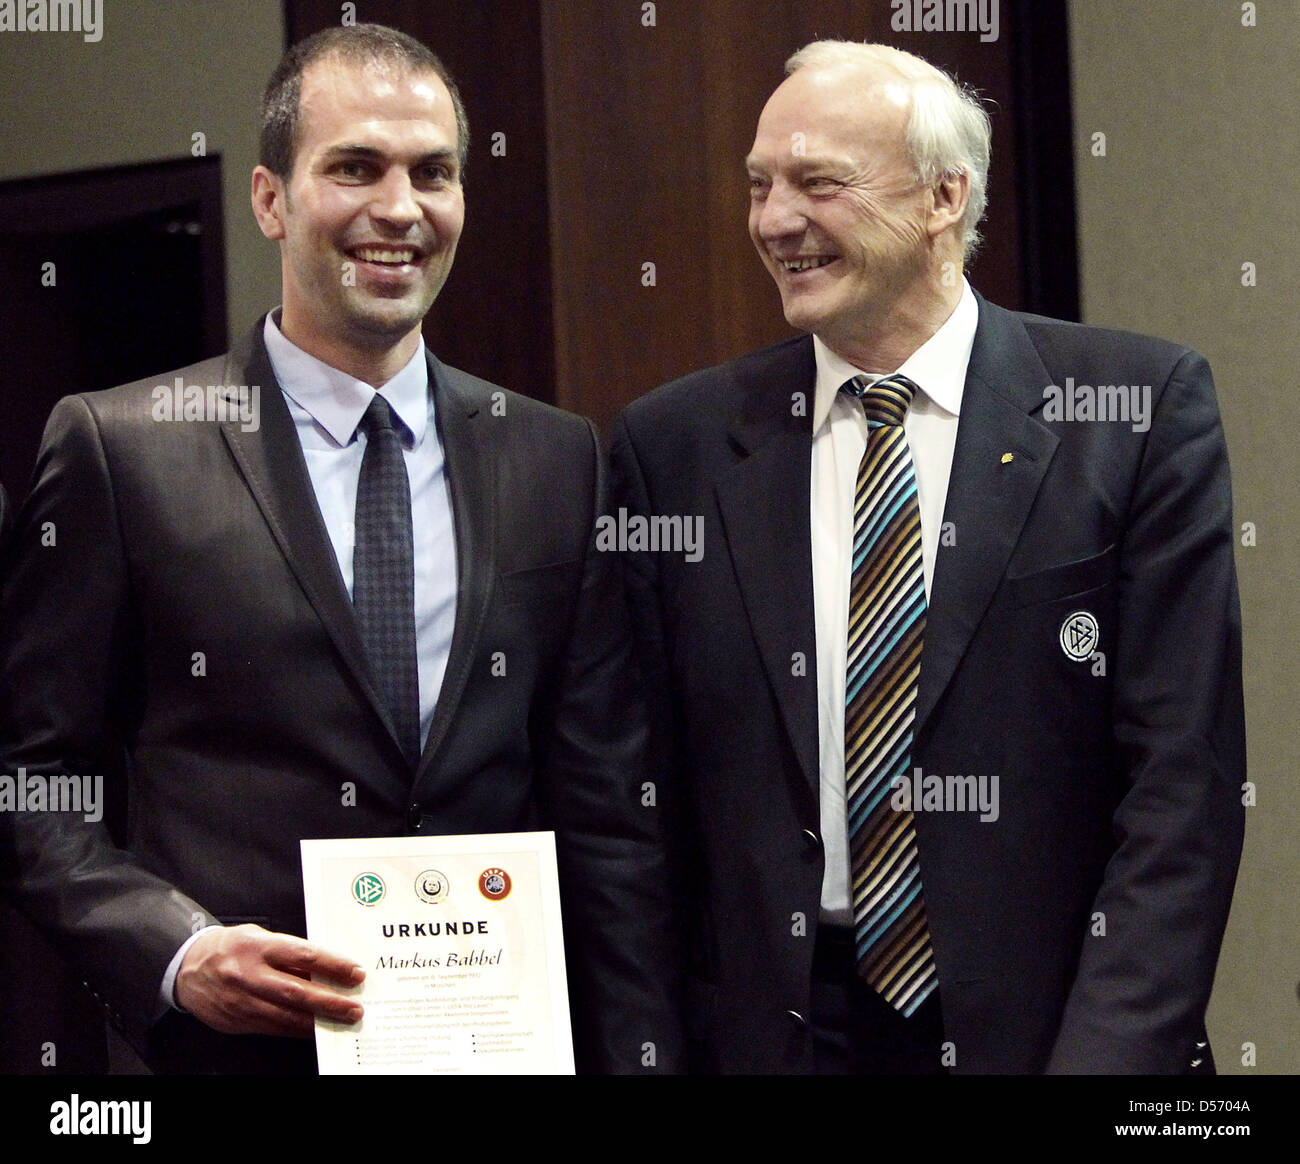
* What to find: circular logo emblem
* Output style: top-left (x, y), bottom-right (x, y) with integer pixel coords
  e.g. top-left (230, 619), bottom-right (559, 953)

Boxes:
top-left (352, 872), bottom-right (386, 906)
top-left (414, 869), bottom-right (450, 905)
top-left (1059, 610), bottom-right (1100, 662)
top-left (478, 868), bottom-right (512, 901)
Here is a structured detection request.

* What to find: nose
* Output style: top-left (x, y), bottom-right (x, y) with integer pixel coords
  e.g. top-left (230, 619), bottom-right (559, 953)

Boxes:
top-left (753, 180), bottom-right (805, 243)
top-left (371, 169), bottom-right (421, 229)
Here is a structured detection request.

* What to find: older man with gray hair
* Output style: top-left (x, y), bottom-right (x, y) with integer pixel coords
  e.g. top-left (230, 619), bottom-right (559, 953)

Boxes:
top-left (613, 40), bottom-right (1244, 1074)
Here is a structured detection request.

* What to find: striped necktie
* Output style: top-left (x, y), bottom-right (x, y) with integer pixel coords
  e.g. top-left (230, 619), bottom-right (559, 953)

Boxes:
top-left (842, 372), bottom-right (937, 1016)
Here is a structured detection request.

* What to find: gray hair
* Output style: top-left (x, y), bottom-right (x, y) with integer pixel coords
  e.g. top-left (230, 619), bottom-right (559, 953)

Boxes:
top-left (785, 41), bottom-right (992, 261)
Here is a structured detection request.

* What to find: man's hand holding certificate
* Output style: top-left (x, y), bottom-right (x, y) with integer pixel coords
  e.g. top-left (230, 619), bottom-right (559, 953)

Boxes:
top-left (300, 832), bottom-right (575, 1074)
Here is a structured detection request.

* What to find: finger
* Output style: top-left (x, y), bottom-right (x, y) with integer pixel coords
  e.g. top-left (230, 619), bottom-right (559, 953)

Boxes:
top-left (227, 957), bottom-right (365, 1024)
top-left (263, 935), bottom-right (365, 986)
top-left (257, 968), bottom-right (365, 1024)
top-left (189, 970), bottom-right (362, 1035)
top-left (197, 989), bottom-right (320, 1039)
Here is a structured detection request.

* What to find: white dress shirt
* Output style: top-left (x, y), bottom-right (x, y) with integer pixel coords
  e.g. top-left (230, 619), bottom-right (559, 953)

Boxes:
top-left (813, 279), bottom-right (978, 923)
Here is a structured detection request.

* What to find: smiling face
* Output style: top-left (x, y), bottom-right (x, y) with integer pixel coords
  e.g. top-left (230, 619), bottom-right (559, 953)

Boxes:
top-left (747, 64), bottom-right (955, 366)
top-left (252, 54), bottom-right (464, 377)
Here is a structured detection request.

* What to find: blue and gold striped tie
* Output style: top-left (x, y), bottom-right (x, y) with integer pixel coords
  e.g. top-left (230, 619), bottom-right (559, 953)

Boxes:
top-left (842, 373), bottom-right (936, 1017)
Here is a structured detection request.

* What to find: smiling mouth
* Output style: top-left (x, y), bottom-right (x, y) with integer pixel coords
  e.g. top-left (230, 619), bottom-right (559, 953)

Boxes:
top-left (781, 256), bottom-right (835, 273)
top-left (351, 246), bottom-right (423, 266)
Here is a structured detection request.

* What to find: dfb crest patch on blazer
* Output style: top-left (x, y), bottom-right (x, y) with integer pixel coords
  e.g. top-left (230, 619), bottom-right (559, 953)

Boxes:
top-left (1060, 610), bottom-right (1099, 662)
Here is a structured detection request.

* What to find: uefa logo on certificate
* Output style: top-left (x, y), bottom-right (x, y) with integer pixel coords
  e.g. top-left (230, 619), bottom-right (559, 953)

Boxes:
top-left (351, 871), bottom-right (386, 906)
top-left (478, 867), bottom-right (512, 901)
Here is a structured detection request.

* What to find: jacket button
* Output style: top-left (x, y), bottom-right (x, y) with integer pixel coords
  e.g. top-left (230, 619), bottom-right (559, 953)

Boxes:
top-left (407, 804), bottom-right (423, 830)
top-left (786, 1010), bottom-right (809, 1030)
top-left (801, 830), bottom-right (822, 855)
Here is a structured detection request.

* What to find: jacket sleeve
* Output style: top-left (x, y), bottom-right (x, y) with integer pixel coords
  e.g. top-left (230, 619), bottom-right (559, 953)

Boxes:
top-left (1047, 351), bottom-right (1246, 1073)
top-left (0, 395), bottom-right (214, 1045)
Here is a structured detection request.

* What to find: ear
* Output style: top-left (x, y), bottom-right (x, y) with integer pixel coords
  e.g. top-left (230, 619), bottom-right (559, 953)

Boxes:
top-left (251, 166), bottom-right (288, 241)
top-left (927, 168), bottom-right (970, 241)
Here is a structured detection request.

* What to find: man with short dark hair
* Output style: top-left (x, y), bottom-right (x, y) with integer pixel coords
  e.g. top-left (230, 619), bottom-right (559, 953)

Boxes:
top-left (1, 24), bottom-right (679, 1074)
top-left (614, 41), bottom-right (1244, 1074)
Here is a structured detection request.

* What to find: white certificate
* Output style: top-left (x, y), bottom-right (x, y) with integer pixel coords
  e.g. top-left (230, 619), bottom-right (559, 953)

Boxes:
top-left (300, 831), bottom-right (574, 1075)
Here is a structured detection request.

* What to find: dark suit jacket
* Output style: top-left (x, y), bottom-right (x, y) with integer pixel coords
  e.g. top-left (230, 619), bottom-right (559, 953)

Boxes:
top-left (611, 294), bottom-right (1245, 1074)
top-left (0, 322), bottom-right (681, 1074)
top-left (0, 485), bottom-right (11, 584)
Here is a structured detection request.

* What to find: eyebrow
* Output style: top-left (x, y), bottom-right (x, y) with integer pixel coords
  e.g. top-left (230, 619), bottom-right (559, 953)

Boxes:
top-left (744, 154), bottom-right (840, 174)
top-left (321, 144), bottom-right (459, 168)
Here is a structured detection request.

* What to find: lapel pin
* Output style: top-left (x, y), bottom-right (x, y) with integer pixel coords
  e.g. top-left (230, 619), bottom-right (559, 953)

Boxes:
top-left (1000, 452), bottom-right (1014, 464)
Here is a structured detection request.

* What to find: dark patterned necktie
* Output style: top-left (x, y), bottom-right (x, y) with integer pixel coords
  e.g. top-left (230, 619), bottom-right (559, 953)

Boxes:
top-left (841, 372), bottom-right (936, 1016)
top-left (353, 395), bottom-right (420, 766)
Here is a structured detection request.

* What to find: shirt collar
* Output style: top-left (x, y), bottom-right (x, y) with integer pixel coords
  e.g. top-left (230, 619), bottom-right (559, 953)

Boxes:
top-left (263, 311), bottom-right (430, 447)
top-left (811, 278), bottom-right (977, 431)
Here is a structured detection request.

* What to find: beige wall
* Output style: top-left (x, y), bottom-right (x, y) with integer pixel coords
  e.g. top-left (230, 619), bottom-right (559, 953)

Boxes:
top-left (0, 0), bottom-right (285, 339)
top-left (1070, 0), bottom-right (1298, 1073)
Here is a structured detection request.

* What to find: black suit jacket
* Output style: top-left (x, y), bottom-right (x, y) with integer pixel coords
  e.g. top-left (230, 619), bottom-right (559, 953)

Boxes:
top-left (611, 294), bottom-right (1245, 1074)
top-left (0, 322), bottom-right (681, 1074)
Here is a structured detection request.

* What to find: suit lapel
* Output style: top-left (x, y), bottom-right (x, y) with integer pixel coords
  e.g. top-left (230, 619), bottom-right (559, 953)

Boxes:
top-left (413, 357), bottom-right (495, 783)
top-left (219, 335), bottom-right (497, 778)
top-left (714, 338), bottom-right (820, 795)
top-left (915, 297), bottom-right (1060, 737)
top-left (216, 323), bottom-right (406, 765)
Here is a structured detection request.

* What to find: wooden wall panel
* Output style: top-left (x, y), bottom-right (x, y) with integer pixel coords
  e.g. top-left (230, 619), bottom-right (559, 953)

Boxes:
top-left (541, 0), bottom-right (1026, 430)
